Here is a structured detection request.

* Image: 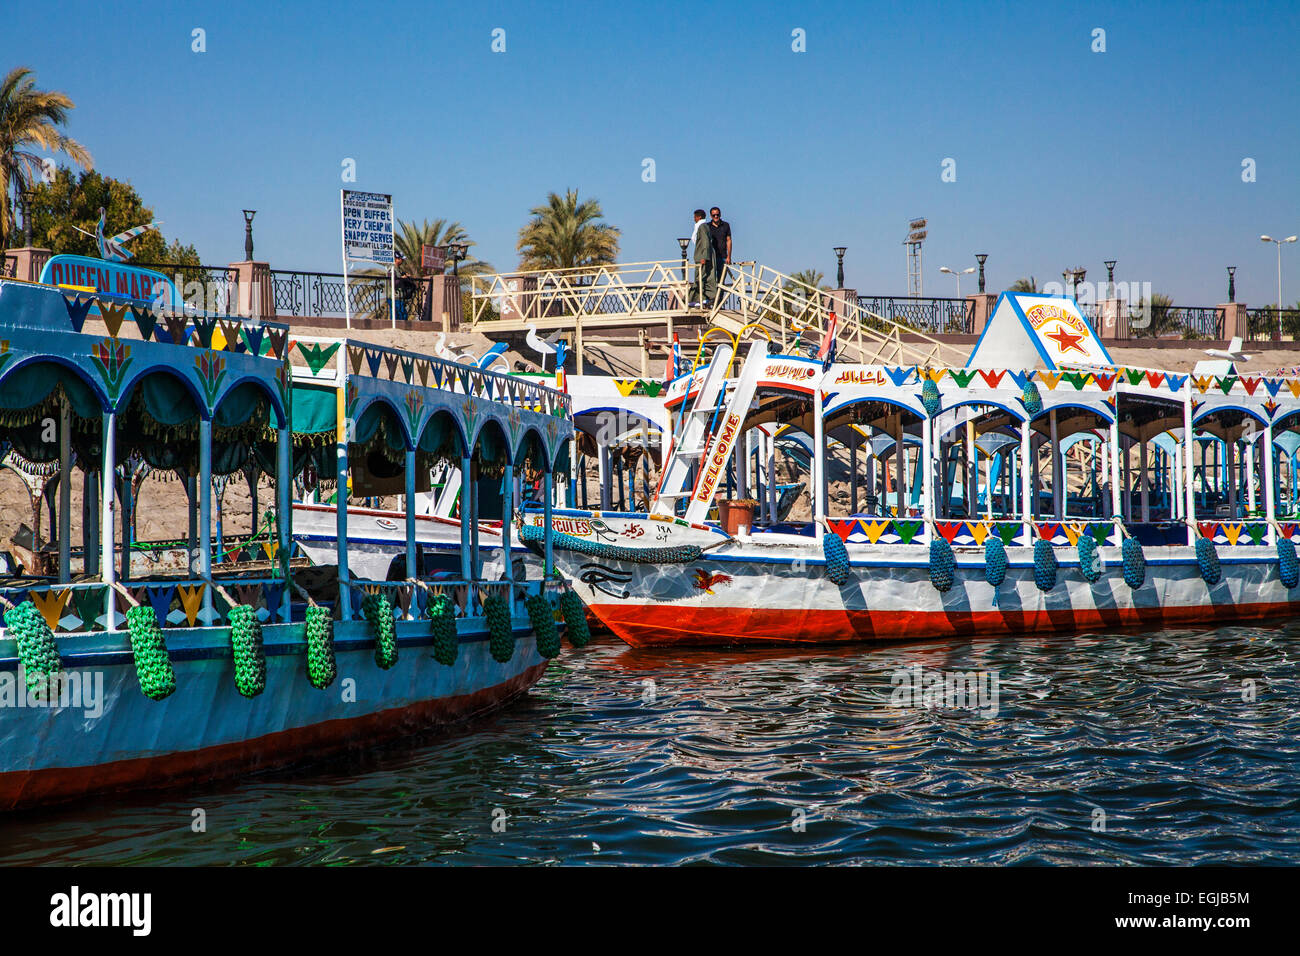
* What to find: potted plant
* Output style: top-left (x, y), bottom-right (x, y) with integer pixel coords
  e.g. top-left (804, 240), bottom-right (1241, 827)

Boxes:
top-left (717, 498), bottom-right (760, 535)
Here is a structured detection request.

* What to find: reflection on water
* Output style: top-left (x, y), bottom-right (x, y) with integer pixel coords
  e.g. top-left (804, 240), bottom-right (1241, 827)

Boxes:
top-left (2, 622), bottom-right (1298, 865)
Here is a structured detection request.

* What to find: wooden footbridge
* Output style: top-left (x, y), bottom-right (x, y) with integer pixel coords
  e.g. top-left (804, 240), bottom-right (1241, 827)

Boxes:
top-left (468, 260), bottom-right (966, 370)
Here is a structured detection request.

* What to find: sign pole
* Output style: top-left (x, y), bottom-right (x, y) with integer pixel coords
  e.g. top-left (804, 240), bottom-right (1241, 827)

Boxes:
top-left (390, 263), bottom-right (397, 330)
top-left (340, 189), bottom-right (352, 331)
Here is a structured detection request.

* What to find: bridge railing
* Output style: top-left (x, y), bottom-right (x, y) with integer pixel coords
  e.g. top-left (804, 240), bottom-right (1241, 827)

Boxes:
top-left (469, 259), bottom-right (964, 366)
top-left (712, 263), bottom-right (961, 366)
top-left (469, 260), bottom-right (690, 325)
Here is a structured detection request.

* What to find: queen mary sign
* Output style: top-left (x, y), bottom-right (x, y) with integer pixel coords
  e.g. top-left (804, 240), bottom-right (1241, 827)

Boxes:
top-left (38, 254), bottom-right (179, 308)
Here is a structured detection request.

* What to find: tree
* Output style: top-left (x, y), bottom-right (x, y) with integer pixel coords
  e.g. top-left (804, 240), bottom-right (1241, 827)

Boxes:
top-left (27, 167), bottom-right (197, 265)
top-left (359, 217), bottom-right (495, 322)
top-left (1133, 292), bottom-right (1175, 335)
top-left (516, 188), bottom-right (620, 271)
top-left (786, 268), bottom-right (827, 295)
top-left (1009, 276), bottom-right (1038, 293)
top-left (0, 67), bottom-right (92, 249)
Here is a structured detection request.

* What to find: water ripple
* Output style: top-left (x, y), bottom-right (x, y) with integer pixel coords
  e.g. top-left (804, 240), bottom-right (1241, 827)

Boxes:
top-left (2, 621), bottom-right (1299, 865)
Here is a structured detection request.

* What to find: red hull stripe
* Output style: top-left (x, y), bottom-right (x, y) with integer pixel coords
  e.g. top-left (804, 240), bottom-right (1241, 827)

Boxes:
top-left (0, 663), bottom-right (547, 811)
top-left (589, 602), bottom-right (1298, 647)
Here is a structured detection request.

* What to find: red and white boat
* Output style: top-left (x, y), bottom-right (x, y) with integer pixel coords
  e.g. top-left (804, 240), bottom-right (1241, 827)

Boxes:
top-left (526, 293), bottom-right (1300, 646)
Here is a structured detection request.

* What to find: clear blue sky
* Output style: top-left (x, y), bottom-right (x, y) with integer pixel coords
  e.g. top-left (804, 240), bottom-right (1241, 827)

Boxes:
top-left (4, 0), bottom-right (1298, 305)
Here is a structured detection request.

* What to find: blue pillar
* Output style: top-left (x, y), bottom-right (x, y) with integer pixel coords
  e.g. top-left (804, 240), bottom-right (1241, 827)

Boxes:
top-left (405, 446), bottom-right (417, 619)
top-left (544, 470), bottom-right (555, 579)
top-left (276, 423), bottom-right (291, 622)
top-left (336, 422), bottom-right (350, 621)
top-left (502, 463), bottom-right (514, 616)
top-left (199, 417), bottom-right (213, 624)
top-left (459, 455), bottom-right (472, 583)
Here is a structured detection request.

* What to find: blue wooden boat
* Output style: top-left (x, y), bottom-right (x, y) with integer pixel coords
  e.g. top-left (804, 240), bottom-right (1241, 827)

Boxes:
top-left (0, 263), bottom-right (575, 810)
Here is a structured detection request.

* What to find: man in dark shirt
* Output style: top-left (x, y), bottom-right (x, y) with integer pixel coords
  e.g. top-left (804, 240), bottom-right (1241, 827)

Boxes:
top-left (708, 207), bottom-right (732, 290)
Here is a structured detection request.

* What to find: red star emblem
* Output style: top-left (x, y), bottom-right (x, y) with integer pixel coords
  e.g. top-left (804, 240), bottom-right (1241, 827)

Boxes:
top-left (1045, 324), bottom-right (1087, 356)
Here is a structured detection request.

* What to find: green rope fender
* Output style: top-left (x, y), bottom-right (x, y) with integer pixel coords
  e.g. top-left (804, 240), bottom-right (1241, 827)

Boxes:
top-left (822, 530), bottom-right (850, 585)
top-left (1022, 380), bottom-right (1043, 417)
top-left (518, 523), bottom-right (701, 564)
top-left (228, 604), bottom-right (266, 698)
top-left (361, 593), bottom-right (398, 670)
top-left (526, 594), bottom-right (561, 659)
top-left (429, 593), bottom-right (459, 666)
top-left (484, 593), bottom-right (514, 663)
top-left (126, 604), bottom-right (177, 701)
top-left (3, 600), bottom-right (62, 693)
top-left (304, 604), bottom-right (337, 689)
top-left (984, 536), bottom-right (1008, 588)
top-left (929, 536), bottom-right (955, 593)
top-left (921, 379), bottom-right (941, 418)
top-left (1195, 537), bottom-right (1222, 586)
top-left (560, 590), bottom-right (591, 648)
top-left (1278, 537), bottom-right (1299, 588)
top-left (1122, 537), bottom-right (1146, 589)
top-left (1077, 536), bottom-right (1103, 584)
top-left (1033, 539), bottom-right (1058, 592)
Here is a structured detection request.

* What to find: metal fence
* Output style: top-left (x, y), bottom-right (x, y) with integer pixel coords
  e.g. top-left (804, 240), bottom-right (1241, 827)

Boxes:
top-left (2, 253), bottom-right (16, 278)
top-left (134, 262), bottom-right (239, 314)
top-left (856, 296), bottom-right (975, 334)
top-left (271, 269), bottom-right (434, 321)
top-left (1247, 307), bottom-right (1300, 342)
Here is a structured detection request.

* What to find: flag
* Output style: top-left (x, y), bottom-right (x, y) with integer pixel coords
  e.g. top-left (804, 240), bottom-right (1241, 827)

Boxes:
top-left (666, 332), bottom-right (681, 380)
top-left (817, 311), bottom-right (839, 368)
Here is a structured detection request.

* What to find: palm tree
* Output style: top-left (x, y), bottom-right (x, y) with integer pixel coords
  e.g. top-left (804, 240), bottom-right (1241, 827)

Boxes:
top-left (359, 217), bottom-right (494, 320)
top-left (0, 67), bottom-right (92, 249)
top-left (393, 218), bottom-right (493, 289)
top-left (1009, 276), bottom-right (1038, 293)
top-left (516, 189), bottom-right (620, 272)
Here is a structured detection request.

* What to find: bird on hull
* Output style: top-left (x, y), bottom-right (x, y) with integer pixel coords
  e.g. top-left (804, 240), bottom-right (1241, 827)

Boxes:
top-left (71, 207), bottom-right (162, 262)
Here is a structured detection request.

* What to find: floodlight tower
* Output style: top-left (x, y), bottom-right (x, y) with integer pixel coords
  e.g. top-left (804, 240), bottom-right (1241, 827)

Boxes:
top-left (904, 218), bottom-right (927, 297)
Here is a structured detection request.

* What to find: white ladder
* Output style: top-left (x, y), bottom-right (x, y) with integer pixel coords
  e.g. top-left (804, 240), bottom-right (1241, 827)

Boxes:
top-left (651, 343), bottom-right (734, 514)
top-left (683, 340), bottom-right (768, 524)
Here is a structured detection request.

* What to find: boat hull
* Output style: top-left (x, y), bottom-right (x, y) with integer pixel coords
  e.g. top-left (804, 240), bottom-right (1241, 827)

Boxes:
top-left (0, 619), bottom-right (546, 810)
top-left (553, 539), bottom-right (1300, 647)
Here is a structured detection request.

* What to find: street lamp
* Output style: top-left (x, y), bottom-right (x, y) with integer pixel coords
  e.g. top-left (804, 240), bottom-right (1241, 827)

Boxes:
top-left (975, 253), bottom-right (988, 293)
top-left (242, 209), bottom-right (256, 261)
top-left (1104, 260), bottom-right (1116, 297)
top-left (677, 237), bottom-right (690, 280)
top-left (1261, 235), bottom-right (1297, 339)
top-left (447, 242), bottom-right (467, 279)
top-left (833, 246), bottom-right (847, 288)
top-left (939, 266), bottom-right (975, 298)
top-left (1227, 266), bottom-right (1236, 303)
top-left (21, 187), bottom-right (32, 247)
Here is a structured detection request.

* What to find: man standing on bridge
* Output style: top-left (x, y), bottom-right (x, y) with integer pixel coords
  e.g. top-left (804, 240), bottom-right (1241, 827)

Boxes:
top-left (691, 208), bottom-right (715, 308)
top-left (708, 206), bottom-right (732, 294)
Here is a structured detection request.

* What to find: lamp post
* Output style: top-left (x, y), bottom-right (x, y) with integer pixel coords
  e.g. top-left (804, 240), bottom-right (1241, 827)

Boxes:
top-left (242, 210), bottom-right (256, 261)
top-left (833, 246), bottom-right (847, 288)
top-left (21, 187), bottom-right (32, 247)
top-left (677, 237), bottom-right (690, 280)
top-left (448, 242), bottom-right (467, 279)
top-left (1104, 260), bottom-right (1116, 297)
top-left (975, 253), bottom-right (988, 293)
top-left (939, 266), bottom-right (975, 299)
top-left (1227, 266), bottom-right (1236, 303)
top-left (1261, 235), bottom-right (1297, 339)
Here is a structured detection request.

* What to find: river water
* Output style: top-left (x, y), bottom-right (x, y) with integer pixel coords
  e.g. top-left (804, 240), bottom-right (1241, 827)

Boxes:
top-left (2, 623), bottom-right (1298, 865)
